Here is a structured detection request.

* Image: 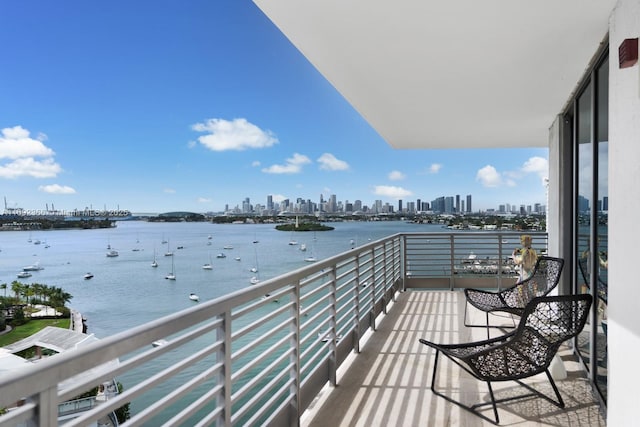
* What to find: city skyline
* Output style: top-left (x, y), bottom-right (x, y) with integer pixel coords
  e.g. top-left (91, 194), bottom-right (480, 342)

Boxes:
top-left (0, 2), bottom-right (548, 214)
top-left (222, 192), bottom-right (545, 216)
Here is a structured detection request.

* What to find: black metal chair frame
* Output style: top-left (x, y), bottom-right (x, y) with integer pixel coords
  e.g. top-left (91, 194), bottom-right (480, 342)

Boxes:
top-left (577, 257), bottom-right (608, 304)
top-left (463, 256), bottom-right (565, 337)
top-left (420, 294), bottom-right (593, 424)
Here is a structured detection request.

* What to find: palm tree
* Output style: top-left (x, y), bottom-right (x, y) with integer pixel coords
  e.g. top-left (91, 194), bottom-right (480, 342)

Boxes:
top-left (0, 283), bottom-right (6, 298)
top-left (11, 281), bottom-right (24, 303)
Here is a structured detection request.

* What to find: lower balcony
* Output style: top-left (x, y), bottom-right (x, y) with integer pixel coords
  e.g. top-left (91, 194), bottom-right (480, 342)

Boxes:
top-left (0, 232), bottom-right (603, 426)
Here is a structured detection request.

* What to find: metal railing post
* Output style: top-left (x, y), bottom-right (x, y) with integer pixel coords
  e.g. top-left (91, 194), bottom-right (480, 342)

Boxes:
top-left (329, 267), bottom-right (338, 387)
top-left (291, 280), bottom-right (301, 427)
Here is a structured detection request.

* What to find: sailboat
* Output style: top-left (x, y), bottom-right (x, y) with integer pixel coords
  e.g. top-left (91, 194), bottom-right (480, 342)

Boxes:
top-left (250, 244), bottom-right (260, 284)
top-left (164, 239), bottom-right (173, 257)
top-left (165, 257), bottom-right (176, 280)
top-left (202, 253), bottom-right (213, 270)
top-left (304, 243), bottom-right (317, 262)
top-left (151, 248), bottom-right (158, 268)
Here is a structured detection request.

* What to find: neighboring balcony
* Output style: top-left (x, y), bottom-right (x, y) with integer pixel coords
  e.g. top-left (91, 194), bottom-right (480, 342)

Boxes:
top-left (0, 232), bottom-right (604, 426)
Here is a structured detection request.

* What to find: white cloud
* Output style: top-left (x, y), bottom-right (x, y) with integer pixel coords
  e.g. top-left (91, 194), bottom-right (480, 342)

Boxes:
top-left (317, 153), bottom-right (349, 171)
top-left (272, 194), bottom-right (287, 203)
top-left (0, 126), bottom-right (62, 179)
top-left (38, 184), bottom-right (76, 194)
top-left (388, 170), bottom-right (406, 181)
top-left (197, 197), bottom-right (212, 203)
top-left (164, 188), bottom-right (176, 194)
top-left (521, 156), bottom-right (548, 176)
top-left (373, 185), bottom-right (413, 199)
top-left (192, 118), bottom-right (278, 151)
top-left (429, 163), bottom-right (442, 174)
top-left (0, 157), bottom-right (61, 178)
top-left (251, 160), bottom-right (261, 167)
top-left (521, 156), bottom-right (549, 185)
top-left (262, 153), bottom-right (311, 174)
top-left (476, 165), bottom-right (502, 187)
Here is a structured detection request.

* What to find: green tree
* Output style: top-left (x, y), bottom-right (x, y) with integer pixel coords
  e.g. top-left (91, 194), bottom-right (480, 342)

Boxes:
top-left (11, 281), bottom-right (24, 303)
top-left (0, 283), bottom-right (6, 298)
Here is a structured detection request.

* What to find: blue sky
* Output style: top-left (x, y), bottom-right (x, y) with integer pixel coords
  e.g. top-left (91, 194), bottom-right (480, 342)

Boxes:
top-left (0, 1), bottom-right (548, 214)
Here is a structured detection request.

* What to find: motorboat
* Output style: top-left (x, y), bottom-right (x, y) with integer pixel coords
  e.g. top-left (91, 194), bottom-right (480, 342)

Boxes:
top-left (83, 272), bottom-right (94, 280)
top-left (23, 262), bottom-right (44, 271)
top-left (299, 243), bottom-right (307, 252)
top-left (17, 271), bottom-right (32, 278)
top-left (250, 276), bottom-right (260, 285)
top-left (189, 293), bottom-right (199, 302)
top-left (216, 253), bottom-right (226, 258)
top-left (223, 245), bottom-right (234, 250)
top-left (106, 250), bottom-right (119, 257)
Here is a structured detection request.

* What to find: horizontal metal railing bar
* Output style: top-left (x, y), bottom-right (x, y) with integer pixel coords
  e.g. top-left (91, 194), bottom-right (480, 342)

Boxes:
top-left (300, 281), bottom-right (330, 303)
top-left (232, 350), bottom-right (294, 414)
top-left (300, 293), bottom-right (332, 320)
top-left (241, 377), bottom-right (296, 427)
top-left (232, 333), bottom-right (295, 391)
top-left (58, 319), bottom-right (222, 403)
top-left (236, 296), bottom-right (294, 332)
top-left (165, 383), bottom-right (224, 427)
top-left (335, 265), bottom-right (357, 283)
top-left (233, 313), bottom-right (293, 363)
top-left (232, 285), bottom-right (295, 320)
top-left (300, 343), bottom-right (329, 370)
top-left (0, 401), bottom-right (36, 427)
top-left (90, 362), bottom-right (223, 427)
top-left (300, 310), bottom-right (332, 341)
top-left (193, 399), bottom-right (224, 427)
top-left (300, 329), bottom-right (331, 362)
top-left (78, 343), bottom-right (222, 426)
top-left (233, 361), bottom-right (294, 423)
top-left (232, 299), bottom-right (293, 345)
top-left (336, 277), bottom-right (358, 295)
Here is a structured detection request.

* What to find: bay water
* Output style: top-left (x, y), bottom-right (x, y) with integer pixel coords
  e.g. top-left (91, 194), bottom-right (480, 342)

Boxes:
top-left (1, 220), bottom-right (444, 420)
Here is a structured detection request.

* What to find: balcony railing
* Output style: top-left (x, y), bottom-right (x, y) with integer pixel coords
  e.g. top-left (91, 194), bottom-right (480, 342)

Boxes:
top-left (0, 231), bottom-right (546, 426)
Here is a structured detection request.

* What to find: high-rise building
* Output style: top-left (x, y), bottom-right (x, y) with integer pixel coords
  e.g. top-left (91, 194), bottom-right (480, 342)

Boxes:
top-left (455, 195), bottom-right (460, 213)
top-left (466, 195), bottom-right (472, 213)
top-left (398, 199), bottom-right (403, 212)
top-left (444, 196), bottom-right (454, 213)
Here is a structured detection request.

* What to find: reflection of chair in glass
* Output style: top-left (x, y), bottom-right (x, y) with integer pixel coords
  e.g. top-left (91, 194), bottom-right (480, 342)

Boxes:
top-left (420, 294), bottom-right (593, 424)
top-left (577, 257), bottom-right (607, 303)
top-left (463, 256), bottom-right (565, 337)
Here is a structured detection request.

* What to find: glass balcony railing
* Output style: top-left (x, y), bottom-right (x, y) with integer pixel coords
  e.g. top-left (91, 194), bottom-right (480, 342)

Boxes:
top-left (0, 231), bottom-right (546, 426)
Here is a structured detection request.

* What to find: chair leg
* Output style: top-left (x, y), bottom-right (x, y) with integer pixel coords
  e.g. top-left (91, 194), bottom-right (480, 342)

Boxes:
top-left (487, 381), bottom-right (499, 424)
top-left (430, 351), bottom-right (501, 424)
top-left (430, 349), bottom-right (440, 392)
top-left (464, 302), bottom-right (517, 332)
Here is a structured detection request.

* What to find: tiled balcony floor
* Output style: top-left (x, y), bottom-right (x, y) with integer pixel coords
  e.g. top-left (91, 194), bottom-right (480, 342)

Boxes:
top-left (302, 290), bottom-right (605, 426)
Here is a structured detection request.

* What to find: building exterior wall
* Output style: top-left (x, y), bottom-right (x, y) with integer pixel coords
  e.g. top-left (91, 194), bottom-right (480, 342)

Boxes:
top-left (608, 0), bottom-right (640, 424)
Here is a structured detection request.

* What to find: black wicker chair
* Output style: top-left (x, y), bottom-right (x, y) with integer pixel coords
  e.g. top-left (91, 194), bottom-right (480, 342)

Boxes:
top-left (420, 294), bottom-right (592, 424)
top-left (464, 256), bottom-right (564, 337)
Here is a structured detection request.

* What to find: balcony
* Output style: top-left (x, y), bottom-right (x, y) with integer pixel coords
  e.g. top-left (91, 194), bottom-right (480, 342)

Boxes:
top-left (0, 232), bottom-right (603, 426)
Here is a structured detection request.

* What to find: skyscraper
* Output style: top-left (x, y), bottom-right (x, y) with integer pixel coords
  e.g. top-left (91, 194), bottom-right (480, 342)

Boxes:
top-left (466, 194), bottom-right (472, 213)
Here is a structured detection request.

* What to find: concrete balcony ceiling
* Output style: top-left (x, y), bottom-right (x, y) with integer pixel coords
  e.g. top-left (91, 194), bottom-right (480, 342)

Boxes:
top-left (253, 0), bottom-right (615, 149)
